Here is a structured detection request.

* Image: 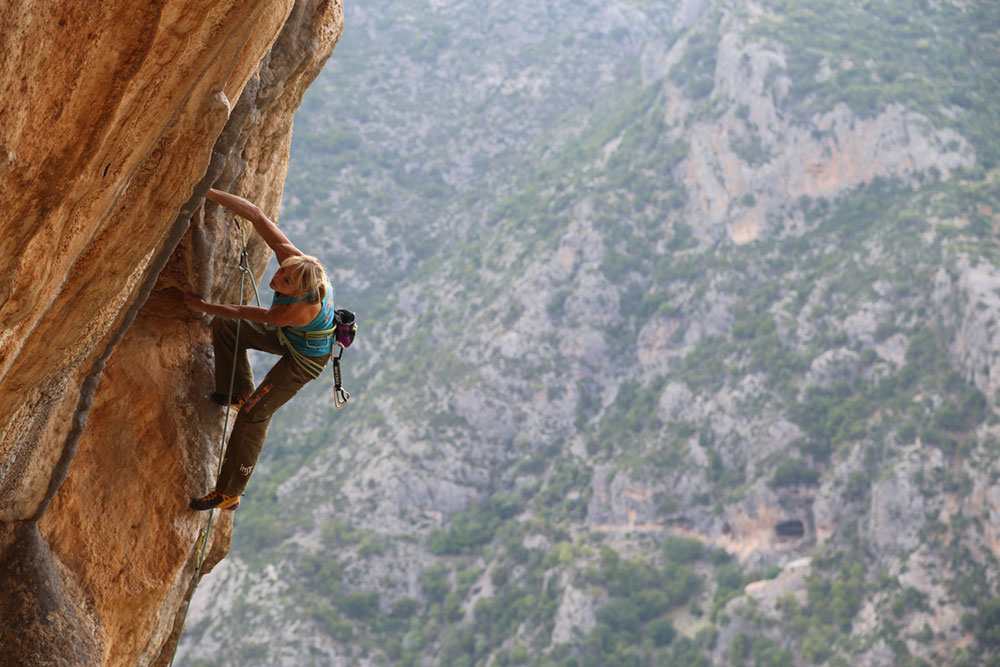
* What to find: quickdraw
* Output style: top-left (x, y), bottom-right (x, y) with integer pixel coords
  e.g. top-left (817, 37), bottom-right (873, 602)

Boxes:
top-left (333, 344), bottom-right (350, 409)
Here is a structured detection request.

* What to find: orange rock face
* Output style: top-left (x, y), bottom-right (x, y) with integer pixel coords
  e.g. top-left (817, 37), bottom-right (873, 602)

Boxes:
top-left (0, 1), bottom-right (343, 664)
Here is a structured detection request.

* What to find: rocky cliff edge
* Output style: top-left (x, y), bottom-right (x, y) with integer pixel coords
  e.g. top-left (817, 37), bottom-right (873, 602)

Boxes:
top-left (0, 2), bottom-right (343, 664)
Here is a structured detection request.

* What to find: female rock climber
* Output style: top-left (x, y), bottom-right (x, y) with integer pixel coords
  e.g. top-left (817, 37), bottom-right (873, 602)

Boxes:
top-left (184, 188), bottom-right (336, 511)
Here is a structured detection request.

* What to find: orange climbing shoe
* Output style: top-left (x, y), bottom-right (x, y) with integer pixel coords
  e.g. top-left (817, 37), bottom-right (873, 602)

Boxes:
top-left (189, 489), bottom-right (240, 511)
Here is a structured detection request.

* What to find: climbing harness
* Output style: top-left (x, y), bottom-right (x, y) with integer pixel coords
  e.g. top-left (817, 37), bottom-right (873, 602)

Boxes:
top-left (275, 324), bottom-right (353, 408)
top-left (274, 301), bottom-right (355, 408)
top-left (276, 325), bottom-right (329, 377)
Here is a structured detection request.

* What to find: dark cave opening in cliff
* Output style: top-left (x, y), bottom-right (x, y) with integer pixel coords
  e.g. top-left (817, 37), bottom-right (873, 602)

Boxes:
top-left (775, 520), bottom-right (805, 538)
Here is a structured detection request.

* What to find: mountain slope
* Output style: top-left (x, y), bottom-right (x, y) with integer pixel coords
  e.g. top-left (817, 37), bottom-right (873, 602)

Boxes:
top-left (180, 1), bottom-right (1000, 665)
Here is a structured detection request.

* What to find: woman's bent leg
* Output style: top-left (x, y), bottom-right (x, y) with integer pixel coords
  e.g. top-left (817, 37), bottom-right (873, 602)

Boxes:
top-left (211, 318), bottom-right (285, 400)
top-left (215, 353), bottom-right (323, 497)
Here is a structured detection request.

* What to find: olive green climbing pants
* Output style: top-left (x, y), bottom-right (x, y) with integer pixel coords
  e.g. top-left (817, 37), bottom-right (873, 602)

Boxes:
top-left (211, 317), bottom-right (329, 497)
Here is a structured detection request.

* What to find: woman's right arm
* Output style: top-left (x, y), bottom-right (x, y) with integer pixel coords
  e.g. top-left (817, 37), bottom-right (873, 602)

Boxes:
top-left (206, 188), bottom-right (302, 264)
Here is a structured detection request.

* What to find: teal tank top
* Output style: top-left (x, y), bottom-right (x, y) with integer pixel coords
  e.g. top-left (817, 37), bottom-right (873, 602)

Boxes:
top-left (271, 283), bottom-right (336, 356)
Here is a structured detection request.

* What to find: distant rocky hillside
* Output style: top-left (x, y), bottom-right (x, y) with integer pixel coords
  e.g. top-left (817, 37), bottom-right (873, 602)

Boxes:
top-left (179, 1), bottom-right (1000, 665)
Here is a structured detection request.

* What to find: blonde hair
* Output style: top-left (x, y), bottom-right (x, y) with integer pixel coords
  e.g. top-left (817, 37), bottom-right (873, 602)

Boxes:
top-left (280, 254), bottom-right (328, 303)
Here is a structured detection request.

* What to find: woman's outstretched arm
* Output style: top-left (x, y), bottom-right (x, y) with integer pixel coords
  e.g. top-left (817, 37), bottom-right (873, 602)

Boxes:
top-left (183, 293), bottom-right (315, 327)
top-left (206, 188), bottom-right (302, 264)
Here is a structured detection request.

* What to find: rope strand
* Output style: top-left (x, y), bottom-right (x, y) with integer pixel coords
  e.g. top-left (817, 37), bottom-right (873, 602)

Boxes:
top-left (168, 216), bottom-right (260, 665)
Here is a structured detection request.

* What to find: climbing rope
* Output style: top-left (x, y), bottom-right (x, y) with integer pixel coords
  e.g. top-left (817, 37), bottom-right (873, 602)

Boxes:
top-left (168, 216), bottom-right (260, 666)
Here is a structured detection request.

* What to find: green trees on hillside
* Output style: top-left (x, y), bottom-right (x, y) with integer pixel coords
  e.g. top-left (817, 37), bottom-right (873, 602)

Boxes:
top-left (428, 494), bottom-right (523, 555)
top-left (963, 596), bottom-right (1000, 658)
top-left (578, 540), bottom-right (708, 666)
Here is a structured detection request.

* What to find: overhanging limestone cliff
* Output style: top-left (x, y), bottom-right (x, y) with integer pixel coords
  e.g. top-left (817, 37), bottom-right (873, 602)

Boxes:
top-left (0, 1), bottom-right (343, 664)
